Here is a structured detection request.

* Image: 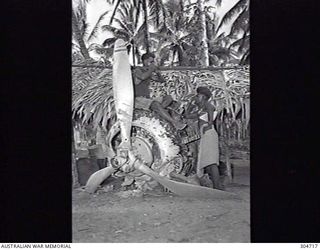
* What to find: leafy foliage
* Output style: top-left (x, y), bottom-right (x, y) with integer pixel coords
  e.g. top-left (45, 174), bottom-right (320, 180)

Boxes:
top-left (72, 67), bottom-right (115, 130)
top-left (72, 0), bottom-right (250, 66)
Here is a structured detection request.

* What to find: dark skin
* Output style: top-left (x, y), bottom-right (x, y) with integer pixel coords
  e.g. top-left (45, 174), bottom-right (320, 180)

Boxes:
top-left (134, 57), bottom-right (166, 84)
top-left (184, 93), bottom-right (214, 133)
top-left (184, 93), bottom-right (223, 189)
top-left (135, 56), bottom-right (186, 130)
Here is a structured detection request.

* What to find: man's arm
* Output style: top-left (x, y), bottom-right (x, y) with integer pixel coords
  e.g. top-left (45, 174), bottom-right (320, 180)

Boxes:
top-left (134, 65), bottom-right (157, 83)
top-left (184, 101), bottom-right (199, 119)
top-left (151, 71), bottom-right (166, 83)
top-left (201, 102), bottom-right (215, 133)
top-left (206, 103), bottom-right (214, 126)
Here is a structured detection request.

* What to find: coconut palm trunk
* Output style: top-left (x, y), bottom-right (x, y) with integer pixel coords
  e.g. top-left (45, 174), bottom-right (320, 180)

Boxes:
top-left (72, 125), bottom-right (80, 188)
top-left (72, 9), bottom-right (90, 60)
top-left (197, 0), bottom-right (209, 66)
top-left (132, 41), bottom-right (136, 66)
top-left (142, 0), bottom-right (150, 53)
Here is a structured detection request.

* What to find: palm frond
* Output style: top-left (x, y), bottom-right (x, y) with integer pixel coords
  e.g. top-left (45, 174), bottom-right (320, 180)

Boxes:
top-left (106, 0), bottom-right (117, 4)
top-left (128, 1), bottom-right (136, 27)
top-left (117, 5), bottom-right (127, 20)
top-left (109, 0), bottom-right (122, 24)
top-left (215, 0), bottom-right (223, 7)
top-left (120, 0), bottom-right (131, 18)
top-left (148, 0), bottom-right (166, 28)
top-left (240, 49), bottom-right (250, 65)
top-left (177, 33), bottom-right (195, 44)
top-left (134, 0), bottom-right (143, 29)
top-left (239, 35), bottom-right (249, 53)
top-left (229, 34), bottom-right (249, 51)
top-left (229, 6), bottom-right (249, 35)
top-left (72, 69), bottom-right (115, 128)
top-left (113, 17), bottom-right (134, 36)
top-left (158, 44), bottom-right (174, 64)
top-left (149, 31), bottom-right (167, 43)
top-left (132, 22), bottom-right (147, 44)
top-left (184, 2), bottom-right (197, 12)
top-left (217, 0), bottom-right (248, 32)
top-left (87, 10), bottom-right (110, 43)
top-left (87, 43), bottom-right (113, 56)
top-left (101, 24), bottom-right (130, 40)
top-left (72, 41), bottom-right (80, 49)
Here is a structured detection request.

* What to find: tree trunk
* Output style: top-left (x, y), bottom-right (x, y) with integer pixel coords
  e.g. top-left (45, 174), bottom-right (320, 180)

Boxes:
top-left (72, 9), bottom-right (90, 60)
top-left (72, 126), bottom-right (80, 188)
top-left (132, 42), bottom-right (136, 66)
top-left (142, 0), bottom-right (150, 53)
top-left (176, 45), bottom-right (186, 66)
top-left (197, 0), bottom-right (209, 66)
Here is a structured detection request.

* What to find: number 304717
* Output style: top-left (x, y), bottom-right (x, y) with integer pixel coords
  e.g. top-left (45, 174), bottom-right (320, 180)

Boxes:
top-left (301, 244), bottom-right (318, 248)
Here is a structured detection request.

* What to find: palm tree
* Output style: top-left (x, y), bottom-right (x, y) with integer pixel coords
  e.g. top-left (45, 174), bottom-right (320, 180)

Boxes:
top-left (166, 0), bottom-right (226, 67)
top-left (72, 0), bottom-right (113, 63)
top-left (108, 0), bottom-right (167, 54)
top-left (101, 1), bottom-right (147, 65)
top-left (197, 0), bottom-right (209, 66)
top-left (72, 0), bottom-right (90, 60)
top-left (150, 0), bottom-right (193, 66)
top-left (216, 0), bottom-right (249, 64)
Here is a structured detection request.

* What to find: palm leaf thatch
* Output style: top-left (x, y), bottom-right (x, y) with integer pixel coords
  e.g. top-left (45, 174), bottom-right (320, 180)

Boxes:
top-left (72, 68), bottom-right (115, 130)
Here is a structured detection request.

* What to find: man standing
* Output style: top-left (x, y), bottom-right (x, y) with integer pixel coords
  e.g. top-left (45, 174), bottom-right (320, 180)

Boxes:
top-left (133, 53), bottom-right (186, 130)
top-left (184, 86), bottom-right (225, 190)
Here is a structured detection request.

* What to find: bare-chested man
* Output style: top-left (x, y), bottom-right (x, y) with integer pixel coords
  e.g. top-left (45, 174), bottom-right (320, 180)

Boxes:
top-left (133, 53), bottom-right (186, 130)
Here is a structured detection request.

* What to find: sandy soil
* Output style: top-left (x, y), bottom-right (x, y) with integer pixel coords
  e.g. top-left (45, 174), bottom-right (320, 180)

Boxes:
top-left (72, 154), bottom-right (250, 243)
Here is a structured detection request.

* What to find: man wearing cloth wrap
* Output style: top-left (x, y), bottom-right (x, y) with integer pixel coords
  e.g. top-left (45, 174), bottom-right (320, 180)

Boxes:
top-left (184, 86), bottom-right (225, 190)
top-left (133, 53), bottom-right (186, 130)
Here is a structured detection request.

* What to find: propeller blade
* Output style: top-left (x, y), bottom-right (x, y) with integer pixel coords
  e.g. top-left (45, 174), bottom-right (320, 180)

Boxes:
top-left (85, 166), bottom-right (116, 194)
top-left (135, 160), bottom-right (239, 200)
top-left (112, 39), bottom-right (134, 149)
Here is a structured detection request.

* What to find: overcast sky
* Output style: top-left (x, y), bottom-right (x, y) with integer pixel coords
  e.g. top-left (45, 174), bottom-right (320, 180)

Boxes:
top-left (86, 0), bottom-right (240, 45)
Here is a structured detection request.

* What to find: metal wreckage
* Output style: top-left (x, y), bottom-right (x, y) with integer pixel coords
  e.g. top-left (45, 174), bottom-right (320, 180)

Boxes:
top-left (72, 39), bottom-right (250, 199)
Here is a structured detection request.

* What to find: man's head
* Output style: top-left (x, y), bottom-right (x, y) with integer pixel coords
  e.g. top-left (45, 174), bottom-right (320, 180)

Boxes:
top-left (196, 86), bottom-right (212, 105)
top-left (141, 53), bottom-right (155, 66)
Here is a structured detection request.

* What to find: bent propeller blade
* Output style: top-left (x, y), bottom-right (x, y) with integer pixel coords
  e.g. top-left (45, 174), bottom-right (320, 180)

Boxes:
top-left (85, 166), bottom-right (116, 193)
top-left (134, 158), bottom-right (240, 200)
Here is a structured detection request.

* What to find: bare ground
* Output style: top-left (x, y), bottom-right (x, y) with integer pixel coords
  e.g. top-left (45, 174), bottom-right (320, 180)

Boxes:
top-left (72, 155), bottom-right (250, 243)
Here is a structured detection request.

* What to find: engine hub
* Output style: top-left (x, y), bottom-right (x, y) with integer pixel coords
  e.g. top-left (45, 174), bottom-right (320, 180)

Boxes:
top-left (131, 136), bottom-right (154, 166)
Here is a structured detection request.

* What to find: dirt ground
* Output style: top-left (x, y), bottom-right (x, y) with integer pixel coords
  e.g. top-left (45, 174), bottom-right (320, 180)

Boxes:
top-left (72, 151), bottom-right (250, 243)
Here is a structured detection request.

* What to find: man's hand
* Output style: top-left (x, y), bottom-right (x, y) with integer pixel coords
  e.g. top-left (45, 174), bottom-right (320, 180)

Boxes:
top-left (148, 64), bottom-right (158, 72)
top-left (155, 71), bottom-right (166, 83)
